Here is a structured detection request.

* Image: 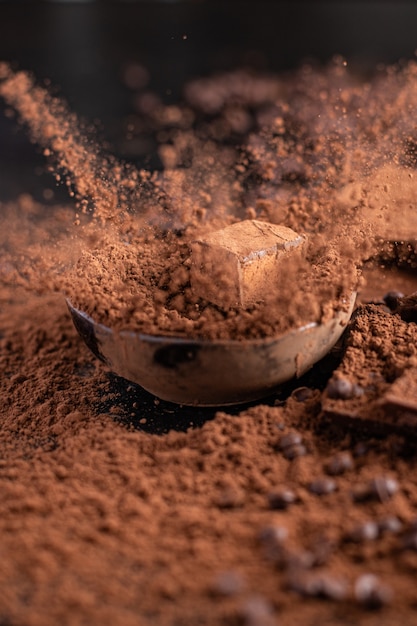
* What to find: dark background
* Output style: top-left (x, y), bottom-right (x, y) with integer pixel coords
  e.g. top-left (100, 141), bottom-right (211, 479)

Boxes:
top-left (1, 1), bottom-right (417, 199)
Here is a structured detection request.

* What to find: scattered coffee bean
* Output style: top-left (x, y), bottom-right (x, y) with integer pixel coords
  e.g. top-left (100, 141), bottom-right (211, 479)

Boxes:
top-left (371, 476), bottom-right (399, 502)
top-left (210, 570), bottom-right (245, 596)
top-left (239, 595), bottom-right (278, 626)
top-left (310, 536), bottom-right (334, 567)
top-left (282, 444), bottom-right (307, 460)
top-left (284, 549), bottom-right (316, 571)
top-left (326, 377), bottom-right (354, 400)
top-left (354, 574), bottom-right (393, 609)
top-left (378, 516), bottom-right (403, 535)
top-left (308, 477), bottom-right (337, 495)
top-left (290, 386), bottom-right (314, 402)
top-left (390, 292), bottom-right (417, 323)
top-left (325, 451), bottom-right (353, 476)
top-left (267, 487), bottom-right (297, 510)
top-left (258, 525), bottom-right (288, 563)
top-left (258, 525), bottom-right (288, 546)
top-left (352, 476), bottom-right (399, 503)
top-left (275, 432), bottom-right (306, 460)
top-left (347, 521), bottom-right (379, 543)
top-left (288, 570), bottom-right (348, 601)
top-left (383, 290), bottom-right (404, 310)
top-left (258, 527), bottom-right (317, 571)
top-left (277, 432), bottom-right (303, 450)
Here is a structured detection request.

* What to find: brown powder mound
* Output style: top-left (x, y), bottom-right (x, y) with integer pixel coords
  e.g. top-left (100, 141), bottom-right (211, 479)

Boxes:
top-left (2, 284), bottom-right (417, 626)
top-left (323, 302), bottom-right (417, 430)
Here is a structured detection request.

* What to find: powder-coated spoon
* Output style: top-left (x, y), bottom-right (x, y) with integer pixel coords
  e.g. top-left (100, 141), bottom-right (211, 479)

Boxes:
top-left (67, 291), bottom-right (356, 406)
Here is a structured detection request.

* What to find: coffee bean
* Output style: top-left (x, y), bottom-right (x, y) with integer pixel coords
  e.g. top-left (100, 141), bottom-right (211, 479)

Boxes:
top-left (383, 290), bottom-right (404, 310)
top-left (274, 432), bottom-right (305, 458)
top-left (288, 570), bottom-right (348, 601)
top-left (258, 525), bottom-right (288, 546)
top-left (326, 377), bottom-right (354, 400)
top-left (210, 570), bottom-right (245, 596)
top-left (240, 595), bottom-right (278, 626)
top-left (290, 386), bottom-right (314, 402)
top-left (257, 525), bottom-right (289, 564)
top-left (315, 573), bottom-right (348, 601)
top-left (325, 451), bottom-right (353, 476)
top-left (352, 476), bottom-right (398, 503)
top-left (277, 432), bottom-right (303, 450)
top-left (285, 549), bottom-right (316, 570)
top-left (354, 574), bottom-right (393, 609)
top-left (378, 516), bottom-right (403, 535)
top-left (311, 536), bottom-right (334, 567)
top-left (282, 444), bottom-right (307, 460)
top-left (370, 476), bottom-right (399, 502)
top-left (347, 521), bottom-right (379, 543)
top-left (267, 488), bottom-right (297, 510)
top-left (308, 477), bottom-right (337, 496)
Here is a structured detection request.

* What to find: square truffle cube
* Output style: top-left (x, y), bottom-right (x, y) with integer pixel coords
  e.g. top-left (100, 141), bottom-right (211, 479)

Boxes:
top-left (190, 220), bottom-right (305, 308)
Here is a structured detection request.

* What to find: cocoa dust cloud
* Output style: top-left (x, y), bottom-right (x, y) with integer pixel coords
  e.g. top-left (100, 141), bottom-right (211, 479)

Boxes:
top-left (2, 57), bottom-right (417, 625)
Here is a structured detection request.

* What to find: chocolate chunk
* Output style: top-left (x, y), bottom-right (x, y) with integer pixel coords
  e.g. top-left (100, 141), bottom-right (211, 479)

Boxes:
top-left (190, 220), bottom-right (305, 309)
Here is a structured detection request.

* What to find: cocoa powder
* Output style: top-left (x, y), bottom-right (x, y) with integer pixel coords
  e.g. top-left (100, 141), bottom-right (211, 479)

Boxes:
top-left (2, 59), bottom-right (417, 626)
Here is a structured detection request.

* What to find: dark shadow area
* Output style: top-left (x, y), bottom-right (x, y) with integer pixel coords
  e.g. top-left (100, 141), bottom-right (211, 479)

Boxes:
top-left (97, 336), bottom-right (344, 434)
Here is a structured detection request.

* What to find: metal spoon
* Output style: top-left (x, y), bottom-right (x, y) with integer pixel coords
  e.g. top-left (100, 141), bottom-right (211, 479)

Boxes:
top-left (67, 291), bottom-right (356, 406)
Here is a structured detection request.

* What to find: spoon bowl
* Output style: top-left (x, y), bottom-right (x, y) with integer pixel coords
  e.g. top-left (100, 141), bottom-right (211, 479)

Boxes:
top-left (67, 292), bottom-right (356, 406)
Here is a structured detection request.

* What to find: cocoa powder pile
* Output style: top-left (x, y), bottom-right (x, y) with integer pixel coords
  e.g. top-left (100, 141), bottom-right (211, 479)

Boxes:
top-left (2, 59), bottom-right (417, 626)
